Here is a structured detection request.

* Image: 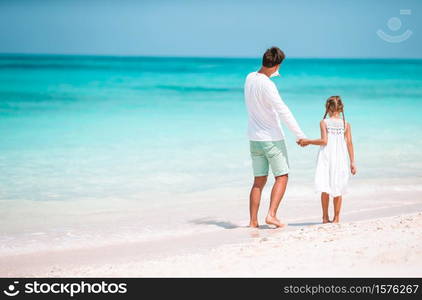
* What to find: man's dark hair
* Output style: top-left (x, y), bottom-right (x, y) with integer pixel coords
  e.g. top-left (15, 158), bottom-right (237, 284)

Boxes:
top-left (262, 47), bottom-right (285, 67)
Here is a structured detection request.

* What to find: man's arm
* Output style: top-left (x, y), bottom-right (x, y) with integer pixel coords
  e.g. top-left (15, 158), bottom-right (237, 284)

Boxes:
top-left (263, 81), bottom-right (306, 140)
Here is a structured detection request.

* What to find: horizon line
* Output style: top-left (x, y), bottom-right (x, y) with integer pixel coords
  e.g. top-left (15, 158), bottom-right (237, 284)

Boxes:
top-left (0, 52), bottom-right (421, 60)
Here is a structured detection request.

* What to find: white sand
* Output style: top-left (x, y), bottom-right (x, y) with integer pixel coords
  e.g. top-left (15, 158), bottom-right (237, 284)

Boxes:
top-left (1, 211), bottom-right (421, 277)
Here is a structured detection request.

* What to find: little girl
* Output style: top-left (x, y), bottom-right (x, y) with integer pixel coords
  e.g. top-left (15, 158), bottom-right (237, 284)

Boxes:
top-left (299, 96), bottom-right (356, 223)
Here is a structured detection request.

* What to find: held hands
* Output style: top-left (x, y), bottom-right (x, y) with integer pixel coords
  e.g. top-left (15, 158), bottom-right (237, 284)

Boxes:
top-left (297, 139), bottom-right (310, 147)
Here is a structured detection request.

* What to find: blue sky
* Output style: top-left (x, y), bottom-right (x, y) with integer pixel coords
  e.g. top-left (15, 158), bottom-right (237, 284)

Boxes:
top-left (0, 0), bottom-right (420, 58)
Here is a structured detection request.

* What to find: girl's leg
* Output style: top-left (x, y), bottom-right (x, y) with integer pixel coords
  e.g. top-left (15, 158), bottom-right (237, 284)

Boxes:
top-left (333, 196), bottom-right (342, 223)
top-left (321, 192), bottom-right (329, 223)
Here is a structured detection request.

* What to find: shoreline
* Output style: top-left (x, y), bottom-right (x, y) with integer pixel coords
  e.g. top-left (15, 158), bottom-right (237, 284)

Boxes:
top-left (2, 179), bottom-right (422, 277)
top-left (1, 178), bottom-right (421, 256)
top-left (1, 211), bottom-right (421, 277)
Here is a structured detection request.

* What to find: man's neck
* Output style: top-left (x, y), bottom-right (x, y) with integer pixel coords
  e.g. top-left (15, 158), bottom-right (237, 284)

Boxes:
top-left (257, 67), bottom-right (272, 77)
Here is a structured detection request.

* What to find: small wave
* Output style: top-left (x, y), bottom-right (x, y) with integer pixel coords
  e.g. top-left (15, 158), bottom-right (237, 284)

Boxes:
top-left (0, 224), bottom-right (222, 257)
top-left (155, 85), bottom-right (240, 93)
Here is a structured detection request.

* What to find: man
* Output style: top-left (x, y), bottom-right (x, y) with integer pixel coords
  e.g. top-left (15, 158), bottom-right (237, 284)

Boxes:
top-left (244, 46), bottom-right (306, 228)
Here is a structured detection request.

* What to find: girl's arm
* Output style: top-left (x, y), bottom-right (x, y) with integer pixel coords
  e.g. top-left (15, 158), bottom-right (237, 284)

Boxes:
top-left (345, 122), bottom-right (357, 175)
top-left (298, 120), bottom-right (327, 146)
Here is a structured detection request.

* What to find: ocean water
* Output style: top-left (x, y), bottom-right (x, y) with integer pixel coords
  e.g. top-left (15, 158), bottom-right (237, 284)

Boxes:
top-left (1, 54), bottom-right (422, 255)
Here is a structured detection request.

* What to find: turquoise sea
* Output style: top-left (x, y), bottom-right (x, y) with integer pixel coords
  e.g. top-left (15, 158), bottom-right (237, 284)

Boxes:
top-left (1, 55), bottom-right (422, 254)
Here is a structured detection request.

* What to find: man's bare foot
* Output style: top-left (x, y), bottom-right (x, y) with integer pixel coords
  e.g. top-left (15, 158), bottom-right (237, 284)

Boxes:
top-left (332, 217), bottom-right (340, 223)
top-left (322, 218), bottom-right (330, 224)
top-left (248, 221), bottom-right (259, 228)
top-left (265, 215), bottom-right (285, 228)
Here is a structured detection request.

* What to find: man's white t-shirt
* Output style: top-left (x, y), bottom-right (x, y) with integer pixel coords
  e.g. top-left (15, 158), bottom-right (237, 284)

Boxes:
top-left (244, 71), bottom-right (306, 141)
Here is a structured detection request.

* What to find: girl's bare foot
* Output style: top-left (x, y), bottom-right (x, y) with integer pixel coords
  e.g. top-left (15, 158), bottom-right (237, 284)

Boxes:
top-left (248, 221), bottom-right (259, 228)
top-left (322, 218), bottom-right (330, 224)
top-left (332, 216), bottom-right (340, 223)
top-left (265, 215), bottom-right (285, 228)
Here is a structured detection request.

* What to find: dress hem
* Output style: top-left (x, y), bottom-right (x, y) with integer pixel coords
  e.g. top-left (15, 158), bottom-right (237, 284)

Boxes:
top-left (314, 188), bottom-right (348, 198)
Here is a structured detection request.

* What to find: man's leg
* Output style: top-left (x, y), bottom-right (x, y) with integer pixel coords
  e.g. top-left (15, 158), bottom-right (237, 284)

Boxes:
top-left (249, 175), bottom-right (267, 227)
top-left (264, 140), bottom-right (289, 228)
top-left (265, 174), bottom-right (288, 227)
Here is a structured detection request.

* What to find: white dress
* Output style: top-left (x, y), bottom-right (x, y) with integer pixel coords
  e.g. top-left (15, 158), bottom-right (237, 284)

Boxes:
top-left (315, 118), bottom-right (350, 197)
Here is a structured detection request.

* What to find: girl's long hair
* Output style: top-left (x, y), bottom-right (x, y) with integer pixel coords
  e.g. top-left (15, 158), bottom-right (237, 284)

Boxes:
top-left (323, 95), bottom-right (346, 129)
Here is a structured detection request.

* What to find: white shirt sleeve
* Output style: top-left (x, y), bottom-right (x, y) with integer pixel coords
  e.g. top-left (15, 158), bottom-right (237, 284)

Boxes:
top-left (262, 81), bottom-right (307, 140)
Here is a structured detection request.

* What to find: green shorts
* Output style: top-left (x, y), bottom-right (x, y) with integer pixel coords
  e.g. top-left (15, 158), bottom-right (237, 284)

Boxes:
top-left (249, 140), bottom-right (289, 177)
